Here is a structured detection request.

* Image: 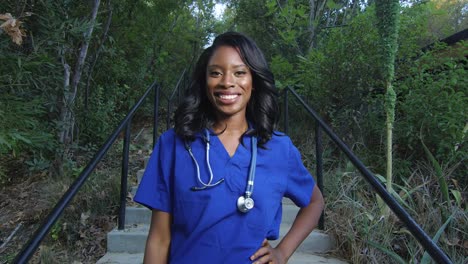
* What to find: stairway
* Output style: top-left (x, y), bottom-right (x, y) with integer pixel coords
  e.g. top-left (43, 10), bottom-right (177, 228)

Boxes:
top-left (97, 166), bottom-right (347, 264)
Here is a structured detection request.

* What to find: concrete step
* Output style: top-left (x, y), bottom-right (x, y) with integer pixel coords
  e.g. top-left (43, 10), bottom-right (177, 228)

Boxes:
top-left (125, 207), bottom-right (151, 226)
top-left (103, 199), bottom-right (341, 262)
top-left (270, 223), bottom-right (335, 254)
top-left (144, 156), bottom-right (150, 168)
top-left (282, 199), bottom-right (300, 225)
top-left (288, 252), bottom-right (348, 264)
top-left (130, 186), bottom-right (138, 197)
top-left (114, 200), bottom-right (331, 252)
top-left (96, 253), bottom-right (143, 264)
top-left (97, 252), bottom-right (347, 264)
top-left (107, 222), bottom-right (334, 255)
top-left (107, 224), bottom-right (148, 253)
top-left (136, 169), bottom-right (145, 185)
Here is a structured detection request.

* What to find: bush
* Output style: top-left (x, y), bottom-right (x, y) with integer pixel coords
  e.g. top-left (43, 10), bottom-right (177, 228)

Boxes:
top-left (0, 95), bottom-right (56, 182)
top-left (395, 42), bottom-right (467, 166)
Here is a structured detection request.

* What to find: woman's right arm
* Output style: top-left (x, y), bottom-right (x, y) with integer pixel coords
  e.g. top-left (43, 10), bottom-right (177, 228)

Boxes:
top-left (143, 209), bottom-right (172, 264)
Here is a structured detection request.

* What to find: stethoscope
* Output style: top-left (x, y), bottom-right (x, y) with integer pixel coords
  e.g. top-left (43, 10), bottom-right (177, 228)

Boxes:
top-left (184, 129), bottom-right (257, 213)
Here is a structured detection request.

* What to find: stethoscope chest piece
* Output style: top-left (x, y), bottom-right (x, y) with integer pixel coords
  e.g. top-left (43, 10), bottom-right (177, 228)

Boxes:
top-left (237, 196), bottom-right (254, 213)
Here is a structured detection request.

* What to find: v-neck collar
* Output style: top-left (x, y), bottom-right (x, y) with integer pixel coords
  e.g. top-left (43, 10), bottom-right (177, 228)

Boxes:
top-left (208, 131), bottom-right (251, 161)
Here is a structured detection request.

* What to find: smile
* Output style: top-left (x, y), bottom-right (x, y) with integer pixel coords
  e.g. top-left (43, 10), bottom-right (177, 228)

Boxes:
top-left (215, 93), bottom-right (240, 100)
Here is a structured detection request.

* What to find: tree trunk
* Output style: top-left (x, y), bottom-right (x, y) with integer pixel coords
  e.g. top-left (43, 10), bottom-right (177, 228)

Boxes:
top-left (85, 0), bottom-right (112, 113)
top-left (308, 0), bottom-right (327, 51)
top-left (70, 0), bottom-right (101, 107)
top-left (54, 0), bottom-right (101, 177)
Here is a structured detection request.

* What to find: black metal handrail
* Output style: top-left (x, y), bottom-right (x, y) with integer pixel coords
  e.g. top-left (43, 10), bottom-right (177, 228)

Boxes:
top-left (14, 80), bottom-right (160, 264)
top-left (281, 86), bottom-right (452, 264)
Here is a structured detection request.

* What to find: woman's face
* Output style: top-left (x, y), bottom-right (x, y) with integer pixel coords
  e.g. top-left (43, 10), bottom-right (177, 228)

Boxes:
top-left (206, 45), bottom-right (253, 120)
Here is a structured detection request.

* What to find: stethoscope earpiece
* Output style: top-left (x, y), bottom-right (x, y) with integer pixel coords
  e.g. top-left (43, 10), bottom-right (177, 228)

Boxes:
top-left (187, 129), bottom-right (258, 213)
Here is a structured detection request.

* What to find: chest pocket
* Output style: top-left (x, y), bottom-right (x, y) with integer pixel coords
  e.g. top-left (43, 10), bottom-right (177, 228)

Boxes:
top-left (245, 164), bottom-right (286, 231)
top-left (173, 192), bottom-right (208, 230)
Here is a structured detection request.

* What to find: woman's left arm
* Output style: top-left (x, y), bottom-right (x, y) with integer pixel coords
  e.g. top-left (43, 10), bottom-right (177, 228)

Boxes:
top-left (250, 184), bottom-right (324, 263)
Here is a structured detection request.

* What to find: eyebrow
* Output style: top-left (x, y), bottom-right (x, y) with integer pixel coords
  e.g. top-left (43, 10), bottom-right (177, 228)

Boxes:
top-left (207, 64), bottom-right (248, 69)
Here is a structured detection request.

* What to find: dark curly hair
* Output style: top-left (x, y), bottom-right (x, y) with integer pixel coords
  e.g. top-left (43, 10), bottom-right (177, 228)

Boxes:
top-left (174, 31), bottom-right (279, 147)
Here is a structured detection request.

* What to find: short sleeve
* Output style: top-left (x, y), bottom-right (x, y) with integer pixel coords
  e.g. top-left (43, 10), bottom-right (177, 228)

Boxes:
top-left (133, 132), bottom-right (174, 213)
top-left (284, 139), bottom-right (315, 207)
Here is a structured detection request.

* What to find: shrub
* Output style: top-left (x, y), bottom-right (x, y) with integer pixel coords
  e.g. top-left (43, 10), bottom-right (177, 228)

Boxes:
top-left (395, 42), bottom-right (467, 168)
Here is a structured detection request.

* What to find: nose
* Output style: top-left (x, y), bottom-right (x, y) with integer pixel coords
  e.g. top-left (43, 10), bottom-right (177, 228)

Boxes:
top-left (220, 73), bottom-right (235, 88)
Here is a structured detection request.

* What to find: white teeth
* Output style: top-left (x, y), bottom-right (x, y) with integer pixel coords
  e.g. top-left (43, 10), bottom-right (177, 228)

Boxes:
top-left (219, 94), bottom-right (238, 100)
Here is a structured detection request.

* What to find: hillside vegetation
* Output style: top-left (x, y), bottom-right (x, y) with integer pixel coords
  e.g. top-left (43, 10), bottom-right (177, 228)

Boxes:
top-left (0, 0), bottom-right (466, 263)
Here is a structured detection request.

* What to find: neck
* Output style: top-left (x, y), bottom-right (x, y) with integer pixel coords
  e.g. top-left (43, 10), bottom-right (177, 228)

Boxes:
top-left (212, 116), bottom-right (248, 135)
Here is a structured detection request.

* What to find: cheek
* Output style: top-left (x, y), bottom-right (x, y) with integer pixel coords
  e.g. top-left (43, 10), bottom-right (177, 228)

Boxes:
top-left (239, 77), bottom-right (253, 90)
top-left (205, 80), bottom-right (214, 94)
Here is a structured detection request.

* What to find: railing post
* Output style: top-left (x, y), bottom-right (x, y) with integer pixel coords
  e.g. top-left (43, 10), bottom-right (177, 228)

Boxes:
top-left (284, 88), bottom-right (289, 134)
top-left (153, 84), bottom-right (160, 149)
top-left (119, 121), bottom-right (132, 230)
top-left (315, 124), bottom-right (324, 230)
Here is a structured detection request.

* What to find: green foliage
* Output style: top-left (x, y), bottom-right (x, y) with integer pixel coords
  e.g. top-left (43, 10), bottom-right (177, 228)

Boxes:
top-left (385, 86), bottom-right (396, 124)
top-left (0, 95), bottom-right (55, 182)
top-left (420, 215), bottom-right (454, 264)
top-left (78, 84), bottom-right (126, 143)
top-left (421, 140), bottom-right (450, 208)
top-left (325, 161), bottom-right (466, 263)
top-left (50, 221), bottom-right (62, 241)
top-left (0, 0), bottom-right (218, 178)
top-left (395, 42), bottom-right (467, 164)
top-left (270, 55), bottom-right (295, 88)
top-left (375, 0), bottom-right (400, 80)
top-left (367, 240), bottom-right (407, 264)
top-left (0, 95), bottom-right (55, 155)
top-left (367, 214), bottom-right (454, 264)
top-left (294, 8), bottom-right (384, 158)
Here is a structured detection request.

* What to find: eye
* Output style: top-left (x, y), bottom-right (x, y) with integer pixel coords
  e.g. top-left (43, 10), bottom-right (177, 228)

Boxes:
top-left (235, 71), bottom-right (247, 76)
top-left (209, 71), bottom-right (222, 77)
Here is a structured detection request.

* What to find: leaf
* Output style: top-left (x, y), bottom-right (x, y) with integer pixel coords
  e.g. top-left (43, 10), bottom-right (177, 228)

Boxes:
top-left (421, 139), bottom-right (450, 206)
top-left (450, 190), bottom-right (462, 208)
top-left (0, 13), bottom-right (13, 21)
top-left (0, 13), bottom-right (26, 45)
top-left (0, 135), bottom-right (12, 149)
top-left (367, 240), bottom-right (407, 264)
top-left (420, 215), bottom-right (454, 264)
top-left (11, 132), bottom-right (32, 144)
top-left (374, 174), bottom-right (411, 209)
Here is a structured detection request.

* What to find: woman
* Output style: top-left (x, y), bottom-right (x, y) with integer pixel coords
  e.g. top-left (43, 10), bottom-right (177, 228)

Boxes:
top-left (135, 32), bottom-right (324, 264)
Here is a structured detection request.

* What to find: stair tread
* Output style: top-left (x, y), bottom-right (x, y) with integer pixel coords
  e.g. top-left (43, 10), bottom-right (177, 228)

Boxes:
top-left (107, 223), bottom-right (334, 255)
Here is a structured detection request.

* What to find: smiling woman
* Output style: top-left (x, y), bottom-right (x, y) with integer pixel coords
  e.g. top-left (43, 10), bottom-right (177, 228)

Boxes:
top-left (206, 46), bottom-right (253, 123)
top-left (134, 32), bottom-right (324, 264)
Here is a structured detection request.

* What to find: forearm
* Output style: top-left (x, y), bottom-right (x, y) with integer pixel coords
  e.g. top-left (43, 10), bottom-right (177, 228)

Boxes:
top-left (143, 210), bottom-right (172, 264)
top-left (276, 185), bottom-right (324, 260)
top-left (143, 236), bottom-right (170, 263)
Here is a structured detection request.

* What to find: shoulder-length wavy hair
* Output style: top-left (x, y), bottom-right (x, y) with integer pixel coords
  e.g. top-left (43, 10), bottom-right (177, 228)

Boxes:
top-left (174, 31), bottom-right (279, 147)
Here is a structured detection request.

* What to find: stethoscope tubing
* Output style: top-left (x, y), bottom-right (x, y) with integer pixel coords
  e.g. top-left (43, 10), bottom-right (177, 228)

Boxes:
top-left (186, 129), bottom-right (258, 210)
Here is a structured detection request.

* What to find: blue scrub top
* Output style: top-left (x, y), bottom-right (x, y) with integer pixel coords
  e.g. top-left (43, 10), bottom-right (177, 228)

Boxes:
top-left (134, 129), bottom-right (315, 264)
